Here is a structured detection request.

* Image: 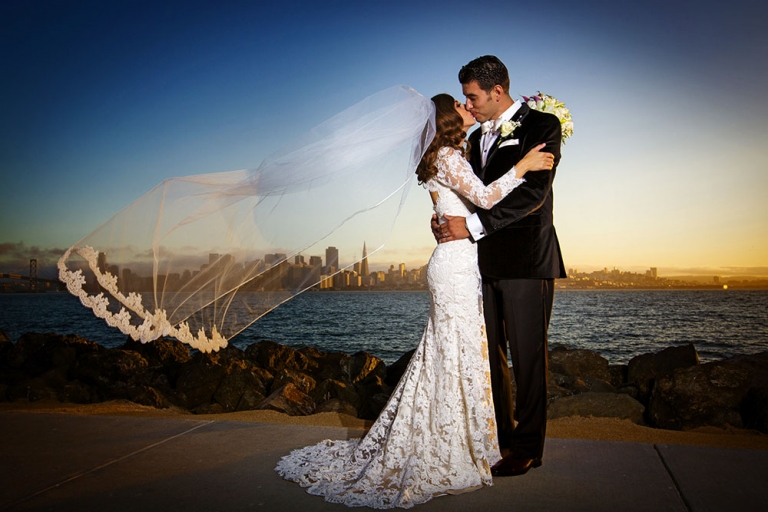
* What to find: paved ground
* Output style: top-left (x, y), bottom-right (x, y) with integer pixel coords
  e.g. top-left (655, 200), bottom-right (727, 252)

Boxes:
top-left (1, 412), bottom-right (766, 511)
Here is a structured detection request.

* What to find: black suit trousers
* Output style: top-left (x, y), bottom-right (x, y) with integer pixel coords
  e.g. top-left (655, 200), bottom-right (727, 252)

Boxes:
top-left (482, 277), bottom-right (554, 459)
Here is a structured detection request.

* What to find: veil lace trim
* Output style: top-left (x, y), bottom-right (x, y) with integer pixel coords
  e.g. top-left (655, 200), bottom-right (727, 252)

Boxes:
top-left (58, 246), bottom-right (228, 352)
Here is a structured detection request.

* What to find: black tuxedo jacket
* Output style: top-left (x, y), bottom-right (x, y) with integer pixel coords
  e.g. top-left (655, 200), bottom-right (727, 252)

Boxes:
top-left (469, 103), bottom-right (566, 279)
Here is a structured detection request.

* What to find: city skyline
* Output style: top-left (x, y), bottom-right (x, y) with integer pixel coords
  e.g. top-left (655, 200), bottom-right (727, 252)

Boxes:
top-left (6, 254), bottom-right (766, 293)
top-left (4, 231), bottom-right (768, 294)
top-left (2, 237), bottom-right (768, 282)
top-left (1, 1), bottom-right (766, 277)
top-left (46, 240), bottom-right (425, 294)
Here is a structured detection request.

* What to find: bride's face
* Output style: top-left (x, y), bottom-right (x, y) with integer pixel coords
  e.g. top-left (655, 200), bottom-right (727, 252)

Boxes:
top-left (454, 100), bottom-right (476, 131)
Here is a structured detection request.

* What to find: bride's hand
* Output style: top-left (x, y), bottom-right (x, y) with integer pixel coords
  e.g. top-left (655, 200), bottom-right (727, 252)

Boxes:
top-left (514, 143), bottom-right (555, 178)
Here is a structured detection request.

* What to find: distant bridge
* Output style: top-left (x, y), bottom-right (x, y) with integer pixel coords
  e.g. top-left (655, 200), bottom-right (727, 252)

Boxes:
top-left (0, 273), bottom-right (62, 285)
top-left (0, 259), bottom-right (65, 291)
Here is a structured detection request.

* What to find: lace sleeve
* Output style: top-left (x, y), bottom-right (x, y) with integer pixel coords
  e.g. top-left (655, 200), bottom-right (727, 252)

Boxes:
top-left (435, 147), bottom-right (525, 209)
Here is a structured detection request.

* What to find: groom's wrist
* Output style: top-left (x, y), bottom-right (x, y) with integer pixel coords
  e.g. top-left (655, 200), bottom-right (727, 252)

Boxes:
top-left (465, 214), bottom-right (485, 242)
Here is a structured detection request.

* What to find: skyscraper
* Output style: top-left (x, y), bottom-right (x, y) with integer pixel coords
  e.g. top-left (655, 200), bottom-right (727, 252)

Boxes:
top-left (360, 241), bottom-right (369, 277)
top-left (97, 252), bottom-right (108, 273)
top-left (326, 246), bottom-right (339, 272)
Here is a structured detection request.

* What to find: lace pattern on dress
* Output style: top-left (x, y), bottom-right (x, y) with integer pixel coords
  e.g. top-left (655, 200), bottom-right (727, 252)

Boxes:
top-left (432, 146), bottom-right (524, 210)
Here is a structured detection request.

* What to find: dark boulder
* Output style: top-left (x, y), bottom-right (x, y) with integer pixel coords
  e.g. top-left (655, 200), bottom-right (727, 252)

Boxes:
top-left (213, 369), bottom-right (255, 412)
top-left (175, 352), bottom-right (227, 409)
top-left (298, 346), bottom-right (326, 360)
top-left (549, 371), bottom-right (616, 395)
top-left (311, 379), bottom-right (361, 410)
top-left (71, 349), bottom-right (151, 392)
top-left (211, 345), bottom-right (249, 367)
top-left (174, 346), bottom-right (274, 412)
top-left (349, 352), bottom-right (387, 384)
top-left (213, 364), bottom-right (272, 412)
top-left (581, 377), bottom-right (617, 394)
top-left (648, 358), bottom-right (753, 430)
top-left (608, 364), bottom-right (628, 388)
top-left (59, 380), bottom-right (94, 404)
top-left (7, 333), bottom-right (103, 377)
top-left (742, 387), bottom-right (768, 433)
top-left (74, 353), bottom-right (172, 406)
top-left (124, 385), bottom-right (171, 408)
top-left (548, 372), bottom-right (579, 390)
top-left (730, 352), bottom-right (768, 388)
top-left (356, 374), bottom-right (391, 420)
top-left (617, 384), bottom-right (640, 400)
top-left (547, 383), bottom-right (573, 405)
top-left (548, 392), bottom-right (645, 424)
top-left (5, 332), bottom-right (48, 371)
top-left (252, 367), bottom-right (275, 394)
top-left (310, 351), bottom-right (354, 382)
top-left (245, 340), bottom-right (319, 374)
top-left (627, 344), bottom-right (699, 402)
top-left (306, 349), bottom-right (387, 386)
top-left (358, 392), bottom-right (390, 421)
top-left (548, 347), bottom-right (612, 382)
top-left (7, 365), bottom-right (80, 403)
top-left (258, 383), bottom-right (315, 416)
top-left (316, 398), bottom-right (358, 417)
top-left (271, 368), bottom-right (317, 395)
top-left (7, 377), bottom-right (60, 402)
top-left (385, 349), bottom-right (415, 387)
top-left (0, 331), bottom-right (13, 365)
top-left (120, 337), bottom-right (191, 385)
top-left (235, 387), bottom-right (267, 412)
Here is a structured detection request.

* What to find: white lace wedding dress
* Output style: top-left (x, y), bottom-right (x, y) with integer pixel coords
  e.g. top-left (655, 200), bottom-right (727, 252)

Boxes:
top-left (275, 147), bottom-right (525, 508)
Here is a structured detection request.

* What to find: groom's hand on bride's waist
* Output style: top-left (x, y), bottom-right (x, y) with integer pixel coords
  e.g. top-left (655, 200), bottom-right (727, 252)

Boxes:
top-left (438, 215), bottom-right (470, 244)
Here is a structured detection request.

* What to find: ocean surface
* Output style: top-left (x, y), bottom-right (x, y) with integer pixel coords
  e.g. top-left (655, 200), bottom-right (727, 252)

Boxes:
top-left (1, 289), bottom-right (766, 365)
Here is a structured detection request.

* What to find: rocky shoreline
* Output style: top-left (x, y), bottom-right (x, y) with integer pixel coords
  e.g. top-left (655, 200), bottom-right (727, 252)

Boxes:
top-left (1, 331), bottom-right (767, 434)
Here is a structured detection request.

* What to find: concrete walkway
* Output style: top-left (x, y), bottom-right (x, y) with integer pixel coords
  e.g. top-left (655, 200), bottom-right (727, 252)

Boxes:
top-left (1, 412), bottom-right (766, 512)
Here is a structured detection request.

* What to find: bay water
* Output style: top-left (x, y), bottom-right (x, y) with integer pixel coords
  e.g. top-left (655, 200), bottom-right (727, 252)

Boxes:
top-left (1, 289), bottom-right (766, 365)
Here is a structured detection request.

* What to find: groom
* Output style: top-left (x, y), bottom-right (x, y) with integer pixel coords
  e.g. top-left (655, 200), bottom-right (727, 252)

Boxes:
top-left (438, 55), bottom-right (565, 476)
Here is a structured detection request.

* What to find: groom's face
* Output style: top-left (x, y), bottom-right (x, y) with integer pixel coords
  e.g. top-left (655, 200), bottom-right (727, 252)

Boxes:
top-left (462, 81), bottom-right (498, 123)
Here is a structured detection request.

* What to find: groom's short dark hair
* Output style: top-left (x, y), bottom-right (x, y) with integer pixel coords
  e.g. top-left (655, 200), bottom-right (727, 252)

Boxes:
top-left (459, 55), bottom-right (510, 93)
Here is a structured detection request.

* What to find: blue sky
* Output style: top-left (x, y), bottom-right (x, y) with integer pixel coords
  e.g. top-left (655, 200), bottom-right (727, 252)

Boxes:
top-left (1, 0), bottom-right (766, 276)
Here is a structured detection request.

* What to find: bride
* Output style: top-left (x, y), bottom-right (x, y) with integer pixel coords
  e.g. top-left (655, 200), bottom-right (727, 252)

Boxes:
top-left (275, 93), bottom-right (554, 508)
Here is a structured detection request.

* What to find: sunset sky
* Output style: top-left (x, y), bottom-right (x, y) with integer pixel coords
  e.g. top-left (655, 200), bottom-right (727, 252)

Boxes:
top-left (1, 0), bottom-right (766, 277)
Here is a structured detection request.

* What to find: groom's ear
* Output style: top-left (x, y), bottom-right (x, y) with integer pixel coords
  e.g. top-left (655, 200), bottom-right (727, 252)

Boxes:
top-left (491, 85), bottom-right (504, 101)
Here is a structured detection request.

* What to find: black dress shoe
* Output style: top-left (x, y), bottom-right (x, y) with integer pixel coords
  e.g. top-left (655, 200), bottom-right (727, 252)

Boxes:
top-left (491, 455), bottom-right (542, 477)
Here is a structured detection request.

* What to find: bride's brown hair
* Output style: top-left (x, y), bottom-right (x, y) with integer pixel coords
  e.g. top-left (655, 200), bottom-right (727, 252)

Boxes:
top-left (416, 94), bottom-right (470, 185)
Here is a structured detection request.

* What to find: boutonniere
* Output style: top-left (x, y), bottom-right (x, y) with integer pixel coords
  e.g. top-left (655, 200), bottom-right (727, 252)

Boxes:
top-left (522, 92), bottom-right (574, 143)
top-left (498, 120), bottom-right (521, 139)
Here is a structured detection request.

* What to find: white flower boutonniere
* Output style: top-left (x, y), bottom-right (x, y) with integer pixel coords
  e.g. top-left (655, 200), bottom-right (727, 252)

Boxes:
top-left (498, 120), bottom-right (521, 138)
top-left (522, 92), bottom-right (573, 143)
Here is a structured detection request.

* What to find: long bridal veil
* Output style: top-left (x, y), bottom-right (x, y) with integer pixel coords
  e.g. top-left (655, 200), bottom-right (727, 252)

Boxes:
top-left (58, 86), bottom-right (436, 352)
